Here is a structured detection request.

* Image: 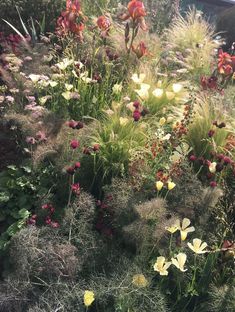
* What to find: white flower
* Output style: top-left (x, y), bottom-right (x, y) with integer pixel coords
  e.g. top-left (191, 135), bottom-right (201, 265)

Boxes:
top-left (119, 117), bottom-right (129, 126)
top-left (135, 83), bottom-right (150, 100)
top-left (171, 253), bottom-right (187, 272)
top-left (209, 162), bottom-right (217, 174)
top-left (154, 256), bottom-right (171, 276)
top-left (49, 81), bottom-right (58, 88)
top-left (187, 238), bottom-right (208, 254)
top-left (131, 73), bottom-right (146, 84)
top-left (65, 83), bottom-right (73, 91)
top-left (56, 58), bottom-right (74, 70)
top-left (162, 133), bottom-right (171, 141)
top-left (172, 83), bottom-right (183, 93)
top-left (175, 218), bottom-right (195, 241)
top-left (166, 91), bottom-right (175, 100)
top-left (28, 74), bottom-right (41, 83)
top-left (153, 88), bottom-right (164, 98)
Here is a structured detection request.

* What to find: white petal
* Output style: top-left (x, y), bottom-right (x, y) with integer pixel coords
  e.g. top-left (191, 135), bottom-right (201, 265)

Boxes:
top-left (182, 218), bottom-right (191, 230)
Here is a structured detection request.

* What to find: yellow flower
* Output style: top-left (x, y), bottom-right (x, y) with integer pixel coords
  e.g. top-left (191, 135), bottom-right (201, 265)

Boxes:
top-left (84, 290), bottom-right (95, 307)
top-left (187, 238), bottom-right (208, 254)
top-left (154, 256), bottom-right (171, 276)
top-left (166, 91), bottom-right (175, 100)
top-left (157, 80), bottom-right (163, 87)
top-left (65, 83), bottom-right (73, 91)
top-left (167, 181), bottom-right (176, 190)
top-left (132, 274), bottom-right (148, 287)
top-left (119, 117), bottom-right (129, 126)
top-left (172, 83), bottom-right (183, 93)
top-left (131, 73), bottom-right (146, 84)
top-left (152, 88), bottom-right (164, 98)
top-left (28, 74), bottom-right (41, 83)
top-left (175, 218), bottom-right (195, 241)
top-left (209, 162), bottom-right (217, 174)
top-left (156, 181), bottom-right (164, 191)
top-left (165, 222), bottom-right (179, 234)
top-left (171, 253), bottom-right (187, 272)
top-left (167, 116), bottom-right (174, 123)
top-left (49, 81), bottom-right (58, 88)
top-left (62, 91), bottom-right (72, 100)
top-left (135, 83), bottom-right (150, 100)
top-left (159, 117), bottom-right (166, 126)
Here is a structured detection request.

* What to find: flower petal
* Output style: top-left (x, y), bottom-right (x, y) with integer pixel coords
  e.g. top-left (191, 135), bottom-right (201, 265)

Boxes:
top-left (182, 218), bottom-right (191, 230)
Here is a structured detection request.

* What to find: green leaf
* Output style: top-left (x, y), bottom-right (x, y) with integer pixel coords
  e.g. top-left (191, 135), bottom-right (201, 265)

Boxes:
top-left (0, 192), bottom-right (10, 203)
top-left (18, 209), bottom-right (30, 219)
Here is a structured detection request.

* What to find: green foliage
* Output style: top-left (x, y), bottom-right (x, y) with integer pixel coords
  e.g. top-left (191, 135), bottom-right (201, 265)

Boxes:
top-left (0, 164), bottom-right (56, 249)
top-left (0, 0), bottom-right (65, 34)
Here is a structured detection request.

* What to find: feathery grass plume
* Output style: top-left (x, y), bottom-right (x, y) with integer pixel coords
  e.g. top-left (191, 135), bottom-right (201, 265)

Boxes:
top-left (8, 226), bottom-right (80, 282)
top-left (103, 178), bottom-right (137, 228)
top-left (186, 93), bottom-right (232, 159)
top-left (135, 197), bottom-right (167, 221)
top-left (164, 7), bottom-right (221, 80)
top-left (201, 284), bottom-right (235, 312)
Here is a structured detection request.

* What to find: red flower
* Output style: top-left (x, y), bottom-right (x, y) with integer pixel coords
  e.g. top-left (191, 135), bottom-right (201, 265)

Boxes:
top-left (71, 183), bottom-right (80, 195)
top-left (76, 121), bottom-right (84, 129)
top-left (70, 139), bottom-right (80, 149)
top-left (27, 214), bottom-right (37, 225)
top-left (74, 162), bottom-right (81, 169)
top-left (210, 181), bottom-right (217, 188)
top-left (66, 166), bottom-right (75, 175)
top-left (45, 216), bottom-right (52, 225)
top-left (51, 221), bottom-right (60, 228)
top-left (133, 109), bottom-right (141, 121)
top-left (218, 51), bottom-right (234, 75)
top-left (189, 155), bottom-right (197, 162)
top-left (208, 130), bottom-right (215, 137)
top-left (223, 156), bottom-right (232, 165)
top-left (133, 100), bottom-right (140, 109)
top-left (120, 0), bottom-right (147, 31)
top-left (93, 144), bottom-right (100, 152)
top-left (132, 41), bottom-right (148, 58)
top-left (67, 120), bottom-right (78, 129)
top-left (97, 16), bottom-right (111, 31)
top-left (83, 147), bottom-right (91, 155)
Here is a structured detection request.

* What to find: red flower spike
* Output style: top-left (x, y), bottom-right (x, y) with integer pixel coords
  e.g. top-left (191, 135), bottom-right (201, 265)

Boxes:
top-left (132, 41), bottom-right (148, 58)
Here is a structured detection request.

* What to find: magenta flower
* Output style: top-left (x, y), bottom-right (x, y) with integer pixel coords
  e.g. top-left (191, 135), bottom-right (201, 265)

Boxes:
top-left (70, 139), bottom-right (80, 149)
top-left (133, 109), bottom-right (141, 122)
top-left (71, 183), bottom-right (80, 195)
top-left (66, 166), bottom-right (75, 175)
top-left (51, 221), bottom-right (60, 228)
top-left (26, 136), bottom-right (36, 145)
top-left (74, 162), bottom-right (81, 169)
top-left (210, 181), bottom-right (217, 188)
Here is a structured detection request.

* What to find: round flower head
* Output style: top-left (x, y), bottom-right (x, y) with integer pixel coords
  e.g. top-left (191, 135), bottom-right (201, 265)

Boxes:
top-left (167, 181), bottom-right (176, 190)
top-left (209, 162), bottom-right (217, 173)
top-left (175, 218), bottom-right (195, 241)
top-left (132, 274), bottom-right (148, 287)
top-left (171, 253), bottom-right (187, 272)
top-left (84, 290), bottom-right (95, 307)
top-left (187, 238), bottom-right (208, 254)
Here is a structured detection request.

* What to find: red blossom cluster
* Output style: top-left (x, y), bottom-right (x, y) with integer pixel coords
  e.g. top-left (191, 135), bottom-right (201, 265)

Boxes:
top-left (27, 203), bottom-right (59, 228)
top-left (132, 100), bottom-right (148, 121)
top-left (56, 0), bottom-right (87, 41)
top-left (120, 0), bottom-right (147, 31)
top-left (96, 15), bottom-right (112, 37)
top-left (0, 32), bottom-right (30, 54)
top-left (218, 49), bottom-right (235, 76)
top-left (200, 76), bottom-right (218, 90)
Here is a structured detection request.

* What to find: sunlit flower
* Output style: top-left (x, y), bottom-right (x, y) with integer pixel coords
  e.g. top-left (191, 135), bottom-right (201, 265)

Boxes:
top-left (97, 15), bottom-right (111, 31)
top-left (156, 181), bottom-right (164, 191)
top-left (171, 253), bottom-right (187, 272)
top-left (152, 88), bottom-right (164, 98)
top-left (84, 290), bottom-right (95, 307)
top-left (159, 117), bottom-right (166, 126)
top-left (209, 162), bottom-right (217, 174)
top-left (65, 83), bottom-right (73, 91)
top-left (162, 133), bottom-right (171, 141)
top-left (135, 83), bottom-right (150, 100)
top-left (132, 41), bottom-right (149, 58)
top-left (112, 83), bottom-right (123, 94)
top-left (132, 274), bottom-right (148, 287)
top-left (165, 222), bottom-right (178, 234)
top-left (120, 117), bottom-right (129, 125)
top-left (176, 218), bottom-right (195, 241)
top-left (154, 256), bottom-right (171, 276)
top-left (166, 91), bottom-right (175, 100)
top-left (131, 73), bottom-right (146, 84)
top-left (28, 74), bottom-right (41, 83)
top-left (187, 238), bottom-right (208, 254)
top-left (167, 181), bottom-right (176, 190)
top-left (56, 58), bottom-right (74, 70)
top-left (172, 83), bottom-right (183, 93)
top-left (62, 91), bottom-right (72, 100)
top-left (120, 0), bottom-right (147, 30)
top-left (49, 81), bottom-right (58, 88)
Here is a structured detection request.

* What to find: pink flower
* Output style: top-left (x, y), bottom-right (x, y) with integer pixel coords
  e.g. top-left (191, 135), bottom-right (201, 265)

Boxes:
top-left (70, 139), bottom-right (80, 149)
top-left (67, 120), bottom-right (78, 129)
top-left (71, 183), bottom-right (80, 195)
top-left (26, 136), bottom-right (36, 145)
top-left (189, 155), bottom-right (197, 162)
top-left (223, 156), bottom-right (231, 164)
top-left (27, 214), bottom-right (37, 225)
top-left (45, 216), bottom-right (52, 225)
top-left (36, 131), bottom-right (47, 142)
top-left (74, 162), bottom-right (81, 169)
top-left (210, 181), bottom-right (217, 188)
top-left (93, 144), bottom-right (100, 152)
top-left (51, 221), bottom-right (60, 228)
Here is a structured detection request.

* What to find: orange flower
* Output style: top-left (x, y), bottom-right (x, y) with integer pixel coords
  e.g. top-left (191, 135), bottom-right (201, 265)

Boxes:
top-left (218, 51), bottom-right (234, 75)
top-left (128, 0), bottom-right (146, 20)
top-left (120, 0), bottom-right (147, 31)
top-left (132, 41), bottom-right (148, 58)
top-left (97, 16), bottom-right (111, 32)
top-left (66, 0), bottom-right (81, 13)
